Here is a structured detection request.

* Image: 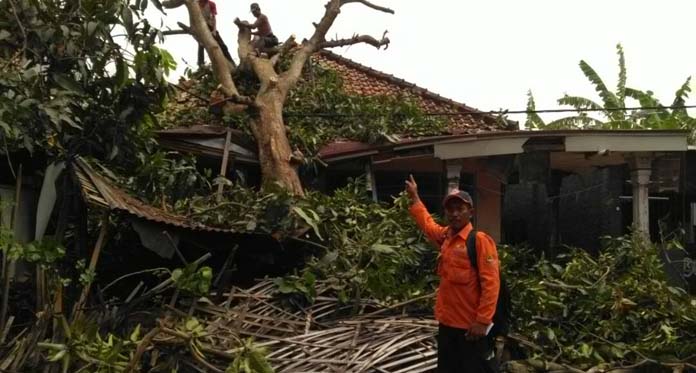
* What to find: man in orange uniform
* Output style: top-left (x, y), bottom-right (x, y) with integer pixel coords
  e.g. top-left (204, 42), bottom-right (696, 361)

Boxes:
top-left (405, 175), bottom-right (499, 373)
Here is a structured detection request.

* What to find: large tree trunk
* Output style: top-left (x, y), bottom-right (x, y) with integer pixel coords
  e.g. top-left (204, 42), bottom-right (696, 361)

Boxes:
top-left (251, 92), bottom-right (304, 196)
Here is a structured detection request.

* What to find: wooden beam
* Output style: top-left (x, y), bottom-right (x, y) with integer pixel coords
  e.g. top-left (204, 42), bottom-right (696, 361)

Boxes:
top-left (216, 128), bottom-right (234, 202)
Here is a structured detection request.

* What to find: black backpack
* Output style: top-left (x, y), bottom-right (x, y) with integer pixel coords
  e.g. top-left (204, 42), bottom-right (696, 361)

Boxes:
top-left (466, 230), bottom-right (511, 337)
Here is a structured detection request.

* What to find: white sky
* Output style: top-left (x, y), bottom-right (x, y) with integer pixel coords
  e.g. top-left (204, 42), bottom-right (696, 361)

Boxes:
top-left (146, 0), bottom-right (696, 125)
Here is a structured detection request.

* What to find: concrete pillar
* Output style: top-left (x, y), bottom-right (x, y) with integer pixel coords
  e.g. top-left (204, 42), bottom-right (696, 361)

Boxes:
top-left (445, 161), bottom-right (463, 193)
top-left (629, 153), bottom-right (653, 237)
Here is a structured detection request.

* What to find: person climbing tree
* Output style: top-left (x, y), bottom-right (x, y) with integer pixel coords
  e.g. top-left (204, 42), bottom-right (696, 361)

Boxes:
top-left (197, 0), bottom-right (234, 66)
top-left (235, 3), bottom-right (278, 54)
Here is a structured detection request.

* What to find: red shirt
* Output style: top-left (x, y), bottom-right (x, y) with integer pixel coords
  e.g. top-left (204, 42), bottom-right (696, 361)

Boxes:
top-left (199, 0), bottom-right (217, 15)
top-left (409, 200), bottom-right (500, 329)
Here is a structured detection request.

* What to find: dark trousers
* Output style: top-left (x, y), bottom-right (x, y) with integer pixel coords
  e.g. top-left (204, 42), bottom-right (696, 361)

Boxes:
top-left (197, 28), bottom-right (233, 66)
top-left (437, 324), bottom-right (496, 373)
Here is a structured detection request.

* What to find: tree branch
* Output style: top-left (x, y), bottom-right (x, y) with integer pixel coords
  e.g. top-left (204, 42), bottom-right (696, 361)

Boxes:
top-left (162, 29), bottom-right (189, 36)
top-left (340, 0), bottom-right (395, 14)
top-left (234, 18), bottom-right (254, 68)
top-left (161, 0), bottom-right (186, 8)
top-left (279, 0), bottom-right (393, 97)
top-left (280, 0), bottom-right (341, 95)
top-left (183, 0), bottom-right (240, 98)
top-left (319, 32), bottom-right (390, 50)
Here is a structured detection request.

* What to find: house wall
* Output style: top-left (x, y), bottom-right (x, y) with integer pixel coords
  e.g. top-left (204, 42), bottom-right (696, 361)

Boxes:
top-left (459, 159), bottom-right (502, 242)
top-left (503, 165), bottom-right (625, 252)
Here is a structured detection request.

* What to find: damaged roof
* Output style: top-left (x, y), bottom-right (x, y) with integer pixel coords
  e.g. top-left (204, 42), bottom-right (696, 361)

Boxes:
top-left (73, 157), bottom-right (233, 233)
top-left (156, 126), bottom-right (258, 163)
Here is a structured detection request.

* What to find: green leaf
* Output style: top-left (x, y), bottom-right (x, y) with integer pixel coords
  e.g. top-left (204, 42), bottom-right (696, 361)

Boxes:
top-left (53, 74), bottom-right (83, 93)
top-left (129, 324), bottom-right (141, 342)
top-left (122, 6), bottom-right (134, 36)
top-left (0, 30), bottom-right (10, 41)
top-left (150, 0), bottom-right (164, 12)
top-left (86, 21), bottom-right (99, 36)
top-left (292, 207), bottom-right (323, 240)
top-left (371, 243), bottom-right (396, 254)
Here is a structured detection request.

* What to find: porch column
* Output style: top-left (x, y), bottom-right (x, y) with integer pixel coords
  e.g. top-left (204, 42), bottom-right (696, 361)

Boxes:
top-left (629, 153), bottom-right (653, 237)
top-left (445, 160), bottom-right (463, 193)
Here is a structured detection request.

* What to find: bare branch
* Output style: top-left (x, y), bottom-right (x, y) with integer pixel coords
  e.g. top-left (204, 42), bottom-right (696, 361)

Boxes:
top-left (183, 0), bottom-right (239, 97)
top-left (340, 0), bottom-right (395, 14)
top-left (319, 32), bottom-right (389, 50)
top-left (280, 0), bottom-right (342, 93)
top-left (162, 29), bottom-right (189, 36)
top-left (161, 0), bottom-right (186, 8)
top-left (279, 0), bottom-right (393, 97)
top-left (234, 18), bottom-right (254, 68)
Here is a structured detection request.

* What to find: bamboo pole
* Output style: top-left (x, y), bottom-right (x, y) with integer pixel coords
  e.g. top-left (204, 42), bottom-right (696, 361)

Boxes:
top-left (71, 214), bottom-right (109, 323)
top-left (1, 164), bottom-right (21, 328)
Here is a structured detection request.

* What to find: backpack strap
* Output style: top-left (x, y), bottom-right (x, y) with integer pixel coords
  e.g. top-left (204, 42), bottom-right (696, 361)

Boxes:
top-left (466, 229), bottom-right (478, 271)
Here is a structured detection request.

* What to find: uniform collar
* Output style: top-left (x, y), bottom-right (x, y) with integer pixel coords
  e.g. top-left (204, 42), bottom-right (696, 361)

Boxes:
top-left (449, 222), bottom-right (473, 240)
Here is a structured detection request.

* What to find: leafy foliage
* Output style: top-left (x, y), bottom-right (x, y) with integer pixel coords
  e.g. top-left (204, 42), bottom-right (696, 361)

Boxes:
top-left (171, 264), bottom-right (213, 297)
top-left (39, 316), bottom-right (141, 373)
top-left (283, 64), bottom-right (449, 158)
top-left (124, 151), bottom-right (212, 207)
top-left (226, 338), bottom-right (275, 373)
top-left (526, 43), bottom-right (696, 140)
top-left (164, 60), bottom-right (449, 161)
top-left (176, 178), bottom-right (436, 303)
top-left (502, 234), bottom-right (696, 367)
top-left (0, 0), bottom-right (174, 166)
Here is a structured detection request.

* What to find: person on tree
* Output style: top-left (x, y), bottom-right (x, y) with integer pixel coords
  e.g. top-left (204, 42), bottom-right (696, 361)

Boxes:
top-left (197, 0), bottom-right (234, 66)
top-left (235, 3), bottom-right (279, 55)
top-left (405, 175), bottom-right (500, 373)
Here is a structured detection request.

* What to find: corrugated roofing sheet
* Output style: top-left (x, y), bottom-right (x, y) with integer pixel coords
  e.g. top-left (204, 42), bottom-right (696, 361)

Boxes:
top-left (74, 158), bottom-right (233, 233)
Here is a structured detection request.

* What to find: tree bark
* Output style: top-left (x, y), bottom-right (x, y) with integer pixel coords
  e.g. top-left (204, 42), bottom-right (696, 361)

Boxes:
top-left (172, 0), bottom-right (393, 195)
top-left (251, 94), bottom-right (304, 196)
top-left (181, 0), bottom-right (239, 97)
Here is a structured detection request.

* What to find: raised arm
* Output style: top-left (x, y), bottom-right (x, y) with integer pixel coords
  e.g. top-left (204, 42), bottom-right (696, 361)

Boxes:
top-left (405, 175), bottom-right (447, 245)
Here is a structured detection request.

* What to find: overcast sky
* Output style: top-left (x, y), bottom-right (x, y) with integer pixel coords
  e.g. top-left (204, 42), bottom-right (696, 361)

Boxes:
top-left (146, 0), bottom-right (696, 125)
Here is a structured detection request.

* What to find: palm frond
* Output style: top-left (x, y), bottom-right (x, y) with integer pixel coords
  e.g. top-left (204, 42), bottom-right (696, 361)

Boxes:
top-left (557, 95), bottom-right (605, 113)
top-left (625, 88), bottom-right (670, 122)
top-left (525, 90), bottom-right (546, 129)
top-left (546, 115), bottom-right (604, 130)
top-left (616, 44), bottom-right (627, 107)
top-left (578, 60), bottom-right (622, 119)
top-left (671, 76), bottom-right (692, 115)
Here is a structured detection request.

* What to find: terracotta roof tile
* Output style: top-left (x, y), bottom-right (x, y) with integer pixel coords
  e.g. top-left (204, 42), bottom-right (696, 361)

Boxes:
top-left (313, 50), bottom-right (515, 134)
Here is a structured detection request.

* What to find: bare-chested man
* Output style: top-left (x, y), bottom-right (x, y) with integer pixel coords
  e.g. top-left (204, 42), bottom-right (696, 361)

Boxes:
top-left (235, 3), bottom-right (278, 53)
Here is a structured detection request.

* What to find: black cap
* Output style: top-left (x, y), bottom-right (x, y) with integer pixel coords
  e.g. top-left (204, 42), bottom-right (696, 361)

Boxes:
top-left (442, 189), bottom-right (474, 207)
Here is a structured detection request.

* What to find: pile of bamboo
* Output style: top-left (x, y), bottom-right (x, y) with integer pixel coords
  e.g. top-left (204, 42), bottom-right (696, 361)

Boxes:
top-left (152, 279), bottom-right (439, 372)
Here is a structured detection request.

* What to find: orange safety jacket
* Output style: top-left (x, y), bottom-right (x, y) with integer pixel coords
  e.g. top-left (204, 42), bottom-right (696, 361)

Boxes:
top-left (409, 200), bottom-right (500, 330)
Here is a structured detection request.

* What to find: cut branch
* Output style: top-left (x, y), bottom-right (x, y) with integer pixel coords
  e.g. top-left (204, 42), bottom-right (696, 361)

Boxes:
top-left (340, 0), bottom-right (395, 14)
top-left (319, 33), bottom-right (390, 49)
